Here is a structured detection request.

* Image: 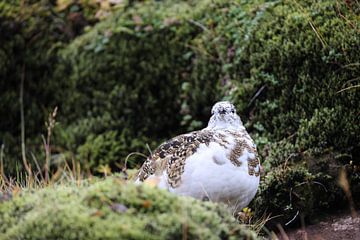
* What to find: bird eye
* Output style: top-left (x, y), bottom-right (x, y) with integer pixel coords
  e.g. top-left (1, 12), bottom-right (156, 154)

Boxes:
top-left (231, 110), bottom-right (235, 113)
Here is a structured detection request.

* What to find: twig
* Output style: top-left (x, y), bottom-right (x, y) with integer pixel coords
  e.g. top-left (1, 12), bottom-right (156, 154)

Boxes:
top-left (30, 152), bottom-right (45, 183)
top-left (41, 135), bottom-right (49, 182)
top-left (336, 1), bottom-right (360, 33)
top-left (42, 107), bottom-right (58, 183)
top-left (187, 19), bottom-right (209, 32)
top-left (287, 180), bottom-right (329, 227)
top-left (285, 210), bottom-right (299, 226)
top-left (122, 152), bottom-right (148, 172)
top-left (311, 181), bottom-right (328, 192)
top-left (284, 153), bottom-right (296, 169)
top-left (276, 224), bottom-right (289, 240)
top-left (0, 144), bottom-right (8, 183)
top-left (248, 85), bottom-right (266, 107)
top-left (71, 157), bottom-right (76, 182)
top-left (250, 213), bottom-right (282, 235)
top-left (77, 161), bottom-right (81, 186)
top-left (336, 84), bottom-right (360, 94)
top-left (308, 21), bottom-right (327, 48)
top-left (146, 143), bottom-right (153, 156)
top-left (292, 0), bottom-right (327, 47)
top-left (20, 64), bottom-right (32, 178)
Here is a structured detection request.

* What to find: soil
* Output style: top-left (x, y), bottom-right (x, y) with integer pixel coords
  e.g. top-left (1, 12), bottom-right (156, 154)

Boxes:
top-left (276, 211), bottom-right (360, 240)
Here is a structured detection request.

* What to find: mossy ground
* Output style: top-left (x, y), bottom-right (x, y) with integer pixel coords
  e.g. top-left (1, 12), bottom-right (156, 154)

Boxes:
top-left (0, 0), bottom-right (359, 233)
top-left (0, 176), bottom-right (257, 240)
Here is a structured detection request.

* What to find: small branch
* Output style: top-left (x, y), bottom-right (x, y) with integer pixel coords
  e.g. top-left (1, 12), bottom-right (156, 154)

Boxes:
top-left (285, 210), bottom-right (299, 226)
top-left (122, 152), bottom-right (148, 172)
top-left (311, 181), bottom-right (328, 192)
top-left (283, 153), bottom-right (296, 169)
top-left (0, 144), bottom-right (8, 183)
top-left (308, 21), bottom-right (327, 48)
top-left (42, 135), bottom-right (49, 183)
top-left (146, 143), bottom-right (153, 156)
top-left (276, 224), bottom-right (290, 240)
top-left (43, 107), bottom-right (58, 183)
top-left (248, 85), bottom-right (266, 107)
top-left (30, 152), bottom-right (45, 183)
top-left (20, 64), bottom-right (32, 178)
top-left (336, 84), bottom-right (360, 94)
top-left (187, 19), bottom-right (209, 32)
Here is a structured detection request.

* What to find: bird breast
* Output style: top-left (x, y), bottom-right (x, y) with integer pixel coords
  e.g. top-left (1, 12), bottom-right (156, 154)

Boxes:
top-left (162, 130), bottom-right (260, 210)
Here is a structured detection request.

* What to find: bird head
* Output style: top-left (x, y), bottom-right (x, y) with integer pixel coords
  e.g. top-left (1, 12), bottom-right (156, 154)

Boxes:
top-left (206, 101), bottom-right (243, 130)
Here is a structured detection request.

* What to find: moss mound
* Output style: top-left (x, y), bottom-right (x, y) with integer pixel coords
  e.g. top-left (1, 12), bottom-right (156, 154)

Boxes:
top-left (0, 177), bottom-right (257, 239)
top-left (53, 0), bottom-right (214, 170)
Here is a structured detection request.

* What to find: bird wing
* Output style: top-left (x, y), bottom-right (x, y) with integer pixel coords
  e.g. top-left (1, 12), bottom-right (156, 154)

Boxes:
top-left (137, 130), bottom-right (219, 187)
top-left (224, 130), bottom-right (261, 177)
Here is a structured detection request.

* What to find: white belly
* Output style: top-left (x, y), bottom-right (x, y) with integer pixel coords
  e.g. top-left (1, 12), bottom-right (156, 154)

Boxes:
top-left (158, 143), bottom-right (260, 211)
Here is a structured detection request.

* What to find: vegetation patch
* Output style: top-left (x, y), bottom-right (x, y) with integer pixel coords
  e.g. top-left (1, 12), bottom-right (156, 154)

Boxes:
top-left (0, 177), bottom-right (257, 240)
top-left (0, 0), bottom-right (359, 229)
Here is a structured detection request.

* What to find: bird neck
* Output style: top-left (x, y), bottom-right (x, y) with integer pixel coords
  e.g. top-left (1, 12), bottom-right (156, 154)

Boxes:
top-left (205, 114), bottom-right (244, 131)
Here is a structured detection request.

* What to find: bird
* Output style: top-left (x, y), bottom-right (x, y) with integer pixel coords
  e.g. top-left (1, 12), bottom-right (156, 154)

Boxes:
top-left (135, 101), bottom-right (261, 211)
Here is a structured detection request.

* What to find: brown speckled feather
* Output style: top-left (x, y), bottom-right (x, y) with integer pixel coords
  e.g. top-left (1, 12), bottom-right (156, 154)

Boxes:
top-left (138, 130), bottom-right (215, 187)
top-left (137, 129), bottom-right (260, 187)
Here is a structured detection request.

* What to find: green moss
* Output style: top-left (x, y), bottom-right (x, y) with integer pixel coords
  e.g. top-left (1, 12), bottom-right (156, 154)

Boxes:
top-left (76, 130), bottom-right (154, 170)
top-left (53, 0), bottom-right (214, 168)
top-left (252, 164), bottom-right (344, 224)
top-left (184, 0), bottom-right (359, 221)
top-left (1, 0), bottom-right (359, 224)
top-left (297, 107), bottom-right (359, 154)
top-left (0, 177), bottom-right (257, 239)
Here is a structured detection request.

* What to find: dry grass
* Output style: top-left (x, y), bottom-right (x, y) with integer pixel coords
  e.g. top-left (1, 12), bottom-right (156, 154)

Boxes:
top-left (0, 107), bottom-right (89, 194)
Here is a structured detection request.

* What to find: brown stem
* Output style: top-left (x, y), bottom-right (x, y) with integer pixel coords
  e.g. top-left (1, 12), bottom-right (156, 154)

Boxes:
top-left (20, 64), bottom-right (32, 178)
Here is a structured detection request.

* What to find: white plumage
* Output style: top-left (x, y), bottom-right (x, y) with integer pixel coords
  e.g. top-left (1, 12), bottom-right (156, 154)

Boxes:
top-left (136, 101), bottom-right (261, 211)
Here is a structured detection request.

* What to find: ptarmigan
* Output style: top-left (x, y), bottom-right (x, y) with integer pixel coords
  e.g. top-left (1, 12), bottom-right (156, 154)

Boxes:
top-left (135, 101), bottom-right (261, 211)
